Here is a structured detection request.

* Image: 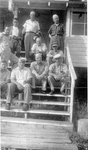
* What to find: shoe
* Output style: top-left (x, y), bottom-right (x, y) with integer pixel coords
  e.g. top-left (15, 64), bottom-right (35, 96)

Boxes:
top-left (49, 90), bottom-right (54, 95)
top-left (60, 90), bottom-right (66, 95)
top-left (5, 103), bottom-right (11, 110)
top-left (42, 90), bottom-right (46, 94)
top-left (22, 104), bottom-right (29, 111)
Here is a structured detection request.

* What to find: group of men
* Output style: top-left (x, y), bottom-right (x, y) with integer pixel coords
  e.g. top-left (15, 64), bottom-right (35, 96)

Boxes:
top-left (0, 11), bottom-right (70, 111)
top-left (0, 51), bottom-right (69, 111)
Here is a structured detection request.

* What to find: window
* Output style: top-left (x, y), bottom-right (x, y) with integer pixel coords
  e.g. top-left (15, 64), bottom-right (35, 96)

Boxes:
top-left (71, 11), bottom-right (87, 36)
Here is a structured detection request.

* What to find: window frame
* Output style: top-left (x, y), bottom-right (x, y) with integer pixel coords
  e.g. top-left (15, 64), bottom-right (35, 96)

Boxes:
top-left (70, 9), bottom-right (87, 37)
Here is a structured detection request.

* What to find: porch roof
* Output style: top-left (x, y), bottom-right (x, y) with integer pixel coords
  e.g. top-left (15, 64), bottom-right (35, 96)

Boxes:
top-left (0, 0), bottom-right (87, 9)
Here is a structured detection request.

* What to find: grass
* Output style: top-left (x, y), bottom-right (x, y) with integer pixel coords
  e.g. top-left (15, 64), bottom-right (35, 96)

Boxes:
top-left (70, 88), bottom-right (88, 150)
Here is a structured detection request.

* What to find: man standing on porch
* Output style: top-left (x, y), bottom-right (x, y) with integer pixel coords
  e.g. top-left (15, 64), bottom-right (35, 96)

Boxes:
top-left (48, 14), bottom-right (64, 52)
top-left (22, 11), bottom-right (41, 62)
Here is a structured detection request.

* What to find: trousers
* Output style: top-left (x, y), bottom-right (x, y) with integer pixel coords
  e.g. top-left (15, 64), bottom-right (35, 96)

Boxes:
top-left (48, 75), bottom-right (69, 91)
top-left (32, 74), bottom-right (47, 91)
top-left (49, 35), bottom-right (64, 52)
top-left (24, 32), bottom-right (36, 60)
top-left (7, 83), bottom-right (32, 104)
top-left (0, 83), bottom-right (8, 98)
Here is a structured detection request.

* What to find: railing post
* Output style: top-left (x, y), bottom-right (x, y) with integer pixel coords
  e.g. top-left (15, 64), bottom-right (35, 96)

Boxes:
top-left (70, 79), bottom-right (75, 122)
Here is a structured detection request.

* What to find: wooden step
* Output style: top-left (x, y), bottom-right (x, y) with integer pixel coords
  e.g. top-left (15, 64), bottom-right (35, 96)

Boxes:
top-left (0, 106), bottom-right (70, 116)
top-left (31, 100), bottom-right (70, 106)
top-left (1, 117), bottom-right (72, 128)
top-left (32, 93), bottom-right (71, 97)
top-left (29, 109), bottom-right (70, 116)
top-left (1, 99), bottom-right (70, 106)
top-left (1, 117), bottom-right (77, 150)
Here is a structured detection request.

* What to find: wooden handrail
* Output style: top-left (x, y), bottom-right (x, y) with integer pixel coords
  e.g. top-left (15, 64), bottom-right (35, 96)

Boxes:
top-left (65, 44), bottom-right (77, 122)
top-left (65, 44), bottom-right (77, 81)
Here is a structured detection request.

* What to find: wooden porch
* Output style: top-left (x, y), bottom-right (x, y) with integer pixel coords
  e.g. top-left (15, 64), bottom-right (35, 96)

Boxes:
top-left (0, 46), bottom-right (77, 149)
top-left (1, 117), bottom-right (78, 150)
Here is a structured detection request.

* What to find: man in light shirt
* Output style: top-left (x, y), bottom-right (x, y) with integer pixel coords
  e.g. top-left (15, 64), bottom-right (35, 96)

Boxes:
top-left (22, 11), bottom-right (41, 62)
top-left (48, 51), bottom-right (70, 95)
top-left (30, 53), bottom-right (48, 93)
top-left (6, 58), bottom-right (32, 111)
top-left (10, 18), bottom-right (22, 57)
top-left (31, 37), bottom-right (47, 61)
top-left (0, 27), bottom-right (18, 69)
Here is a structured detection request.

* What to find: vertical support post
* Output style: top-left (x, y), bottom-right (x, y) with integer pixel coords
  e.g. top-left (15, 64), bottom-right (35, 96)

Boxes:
top-left (18, 93), bottom-right (22, 101)
top-left (13, 6), bottom-right (18, 18)
top-left (66, 9), bottom-right (70, 37)
top-left (70, 78), bottom-right (75, 122)
top-left (25, 113), bottom-right (27, 119)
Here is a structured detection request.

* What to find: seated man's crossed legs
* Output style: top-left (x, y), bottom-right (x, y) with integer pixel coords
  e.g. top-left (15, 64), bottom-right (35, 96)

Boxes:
top-left (32, 74), bottom-right (47, 93)
top-left (48, 75), bottom-right (70, 95)
top-left (6, 82), bottom-right (32, 111)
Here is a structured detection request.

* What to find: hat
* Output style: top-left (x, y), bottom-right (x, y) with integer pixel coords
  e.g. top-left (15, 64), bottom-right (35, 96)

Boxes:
top-left (52, 42), bottom-right (58, 47)
top-left (53, 51), bottom-right (64, 59)
top-left (19, 57), bottom-right (26, 62)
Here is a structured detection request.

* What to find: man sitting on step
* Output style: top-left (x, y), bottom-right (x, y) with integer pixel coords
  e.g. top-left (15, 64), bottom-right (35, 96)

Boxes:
top-left (0, 60), bottom-right (11, 98)
top-left (5, 57), bottom-right (32, 111)
top-left (30, 53), bottom-right (48, 93)
top-left (48, 51), bottom-right (70, 95)
top-left (31, 36), bottom-right (47, 61)
top-left (47, 42), bottom-right (60, 66)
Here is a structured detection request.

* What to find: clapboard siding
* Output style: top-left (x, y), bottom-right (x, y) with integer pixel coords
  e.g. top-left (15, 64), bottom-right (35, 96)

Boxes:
top-left (66, 37), bottom-right (87, 68)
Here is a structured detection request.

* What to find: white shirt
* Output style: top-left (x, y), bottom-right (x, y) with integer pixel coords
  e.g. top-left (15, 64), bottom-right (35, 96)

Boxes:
top-left (12, 26), bottom-right (19, 37)
top-left (31, 43), bottom-right (47, 54)
top-left (23, 19), bottom-right (40, 33)
top-left (11, 67), bottom-right (32, 87)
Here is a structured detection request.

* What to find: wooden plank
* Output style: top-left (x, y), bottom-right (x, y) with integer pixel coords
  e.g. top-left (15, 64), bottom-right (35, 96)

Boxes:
top-left (67, 43), bottom-right (87, 48)
top-left (32, 93), bottom-right (71, 97)
top-left (1, 123), bottom-right (72, 134)
top-left (0, 0), bottom-right (67, 10)
top-left (69, 47), bottom-right (87, 51)
top-left (66, 37), bottom-right (87, 41)
top-left (71, 56), bottom-right (87, 61)
top-left (1, 117), bottom-right (73, 128)
top-left (70, 51), bottom-right (87, 56)
top-left (0, 107), bottom-right (70, 116)
top-left (1, 137), bottom-right (78, 150)
top-left (2, 135), bottom-right (71, 145)
top-left (31, 101), bottom-right (70, 106)
top-left (1, 121), bottom-right (70, 134)
top-left (72, 59), bottom-right (87, 64)
top-left (73, 62), bottom-right (87, 68)
top-left (1, 99), bottom-right (70, 106)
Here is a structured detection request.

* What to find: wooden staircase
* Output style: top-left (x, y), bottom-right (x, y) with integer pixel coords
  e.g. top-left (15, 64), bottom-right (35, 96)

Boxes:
top-left (0, 47), bottom-right (78, 150)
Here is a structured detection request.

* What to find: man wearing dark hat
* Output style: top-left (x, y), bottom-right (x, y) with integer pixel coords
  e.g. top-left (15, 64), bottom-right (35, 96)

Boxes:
top-left (48, 14), bottom-right (64, 52)
top-left (47, 42), bottom-right (60, 66)
top-left (22, 11), bottom-right (41, 62)
top-left (6, 57), bottom-right (32, 111)
top-left (30, 53), bottom-right (48, 93)
top-left (0, 60), bottom-right (11, 98)
top-left (48, 51), bottom-right (70, 95)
